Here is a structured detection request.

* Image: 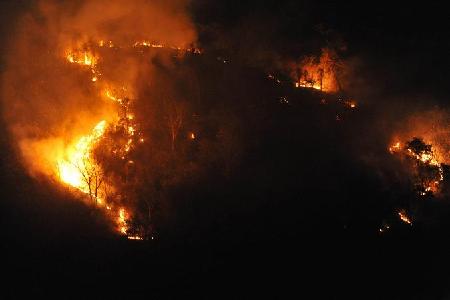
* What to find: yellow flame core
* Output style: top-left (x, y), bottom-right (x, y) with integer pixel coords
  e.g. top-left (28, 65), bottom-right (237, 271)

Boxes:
top-left (57, 121), bottom-right (106, 193)
top-left (66, 50), bottom-right (97, 67)
top-left (118, 208), bottom-right (127, 234)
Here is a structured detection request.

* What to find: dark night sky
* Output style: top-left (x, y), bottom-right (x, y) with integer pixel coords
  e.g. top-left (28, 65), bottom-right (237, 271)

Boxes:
top-left (192, 0), bottom-right (450, 100)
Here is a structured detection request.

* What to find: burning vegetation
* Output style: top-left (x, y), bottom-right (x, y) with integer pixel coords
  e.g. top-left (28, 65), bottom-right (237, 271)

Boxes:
top-left (389, 137), bottom-right (446, 197)
top-left (292, 48), bottom-right (343, 93)
top-left (384, 136), bottom-right (449, 228)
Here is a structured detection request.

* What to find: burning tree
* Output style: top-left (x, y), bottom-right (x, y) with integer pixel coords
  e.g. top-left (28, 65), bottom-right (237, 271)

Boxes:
top-left (57, 121), bottom-right (107, 205)
top-left (390, 137), bottom-right (446, 196)
top-left (293, 48), bottom-right (344, 93)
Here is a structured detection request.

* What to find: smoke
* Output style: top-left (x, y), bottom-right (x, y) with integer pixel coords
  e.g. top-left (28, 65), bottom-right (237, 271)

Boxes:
top-left (389, 108), bottom-right (450, 164)
top-left (1, 0), bottom-right (197, 178)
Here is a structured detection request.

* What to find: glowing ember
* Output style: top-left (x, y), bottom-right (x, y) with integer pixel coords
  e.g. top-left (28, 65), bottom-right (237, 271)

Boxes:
top-left (267, 74), bottom-right (281, 84)
top-left (389, 142), bottom-right (401, 153)
top-left (118, 208), bottom-right (128, 234)
top-left (344, 100), bottom-right (357, 109)
top-left (398, 210), bottom-right (412, 225)
top-left (379, 223), bottom-right (390, 233)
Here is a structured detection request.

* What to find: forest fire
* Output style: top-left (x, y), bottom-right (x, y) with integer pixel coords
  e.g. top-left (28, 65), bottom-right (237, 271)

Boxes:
top-left (60, 39), bottom-right (154, 238)
top-left (2, 0), bottom-right (445, 249)
top-left (389, 142), bottom-right (401, 153)
top-left (47, 11), bottom-right (205, 239)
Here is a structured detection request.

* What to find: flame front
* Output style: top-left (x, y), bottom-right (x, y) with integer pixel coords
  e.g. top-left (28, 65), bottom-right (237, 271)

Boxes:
top-left (57, 120), bottom-right (106, 193)
top-left (56, 39), bottom-right (172, 239)
top-left (59, 41), bottom-right (142, 238)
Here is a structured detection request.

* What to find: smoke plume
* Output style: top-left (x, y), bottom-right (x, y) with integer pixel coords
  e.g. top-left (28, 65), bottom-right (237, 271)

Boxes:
top-left (1, 0), bottom-right (197, 178)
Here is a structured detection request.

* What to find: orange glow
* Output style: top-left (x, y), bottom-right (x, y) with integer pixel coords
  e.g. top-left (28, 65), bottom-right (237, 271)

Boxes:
top-left (398, 210), bottom-right (412, 225)
top-left (66, 50), bottom-right (97, 67)
top-left (379, 224), bottom-right (390, 233)
top-left (389, 142), bottom-right (402, 153)
top-left (118, 208), bottom-right (128, 234)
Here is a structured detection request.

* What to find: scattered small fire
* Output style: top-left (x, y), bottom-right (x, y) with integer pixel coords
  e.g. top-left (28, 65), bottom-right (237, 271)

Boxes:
top-left (379, 223), bottom-right (390, 234)
top-left (344, 100), bottom-right (357, 109)
top-left (267, 74), bottom-right (281, 84)
top-left (389, 142), bottom-right (402, 153)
